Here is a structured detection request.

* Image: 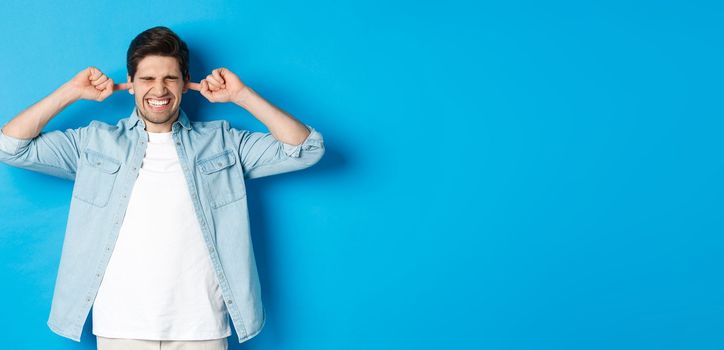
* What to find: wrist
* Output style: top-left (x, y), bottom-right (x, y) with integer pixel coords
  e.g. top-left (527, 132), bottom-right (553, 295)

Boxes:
top-left (56, 83), bottom-right (81, 105)
top-left (233, 86), bottom-right (255, 107)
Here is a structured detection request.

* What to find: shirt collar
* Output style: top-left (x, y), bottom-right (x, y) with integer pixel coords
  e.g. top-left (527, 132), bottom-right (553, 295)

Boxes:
top-left (126, 106), bottom-right (192, 131)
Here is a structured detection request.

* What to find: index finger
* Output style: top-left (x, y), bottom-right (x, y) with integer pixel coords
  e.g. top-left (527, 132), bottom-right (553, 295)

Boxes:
top-left (186, 82), bottom-right (202, 91)
top-left (113, 82), bottom-right (132, 91)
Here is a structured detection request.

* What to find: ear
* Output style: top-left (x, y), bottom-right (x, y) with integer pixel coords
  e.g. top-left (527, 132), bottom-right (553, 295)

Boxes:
top-left (182, 76), bottom-right (190, 94)
top-left (127, 74), bottom-right (134, 95)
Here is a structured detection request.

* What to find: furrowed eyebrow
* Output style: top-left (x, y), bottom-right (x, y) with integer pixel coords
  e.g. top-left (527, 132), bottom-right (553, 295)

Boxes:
top-left (139, 75), bottom-right (179, 79)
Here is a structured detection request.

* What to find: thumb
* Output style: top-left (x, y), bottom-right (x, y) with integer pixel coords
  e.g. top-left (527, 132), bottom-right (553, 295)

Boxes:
top-left (87, 67), bottom-right (102, 80)
top-left (97, 80), bottom-right (114, 101)
top-left (199, 80), bottom-right (213, 100)
top-left (199, 79), bottom-right (214, 102)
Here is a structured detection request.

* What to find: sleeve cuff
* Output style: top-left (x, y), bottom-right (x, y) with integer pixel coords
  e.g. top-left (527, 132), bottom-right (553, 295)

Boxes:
top-left (281, 124), bottom-right (324, 158)
top-left (0, 127), bottom-right (33, 155)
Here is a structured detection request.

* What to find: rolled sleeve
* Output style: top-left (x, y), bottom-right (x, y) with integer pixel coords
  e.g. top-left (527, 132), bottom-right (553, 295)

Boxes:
top-left (0, 125), bottom-right (86, 181)
top-left (280, 125), bottom-right (325, 158)
top-left (0, 127), bottom-right (33, 155)
top-left (230, 122), bottom-right (325, 180)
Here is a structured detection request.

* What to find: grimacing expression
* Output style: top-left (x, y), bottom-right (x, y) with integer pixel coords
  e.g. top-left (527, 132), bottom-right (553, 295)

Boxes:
top-left (129, 55), bottom-right (190, 128)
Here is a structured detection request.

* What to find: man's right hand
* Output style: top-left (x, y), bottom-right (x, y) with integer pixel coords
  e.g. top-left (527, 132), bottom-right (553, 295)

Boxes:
top-left (64, 67), bottom-right (131, 102)
top-left (0, 66), bottom-right (133, 140)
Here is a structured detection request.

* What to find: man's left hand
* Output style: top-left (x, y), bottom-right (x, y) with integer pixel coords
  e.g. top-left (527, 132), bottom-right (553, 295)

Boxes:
top-left (187, 68), bottom-right (249, 104)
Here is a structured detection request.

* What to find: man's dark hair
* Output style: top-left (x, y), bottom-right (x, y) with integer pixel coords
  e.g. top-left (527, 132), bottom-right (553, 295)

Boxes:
top-left (127, 26), bottom-right (190, 82)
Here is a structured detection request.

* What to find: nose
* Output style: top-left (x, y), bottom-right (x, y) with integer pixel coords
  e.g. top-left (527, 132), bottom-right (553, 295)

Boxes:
top-left (151, 80), bottom-right (168, 95)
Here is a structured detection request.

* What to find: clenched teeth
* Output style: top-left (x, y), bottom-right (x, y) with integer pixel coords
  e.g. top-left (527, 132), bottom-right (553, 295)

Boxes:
top-left (147, 98), bottom-right (170, 106)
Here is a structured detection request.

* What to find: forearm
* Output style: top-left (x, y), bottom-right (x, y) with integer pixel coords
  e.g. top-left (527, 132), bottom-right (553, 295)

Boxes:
top-left (2, 83), bottom-right (79, 139)
top-left (233, 87), bottom-right (310, 145)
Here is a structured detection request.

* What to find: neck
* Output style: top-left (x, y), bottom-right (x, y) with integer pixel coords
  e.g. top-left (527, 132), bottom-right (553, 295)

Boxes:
top-left (136, 107), bottom-right (178, 133)
top-left (145, 123), bottom-right (174, 133)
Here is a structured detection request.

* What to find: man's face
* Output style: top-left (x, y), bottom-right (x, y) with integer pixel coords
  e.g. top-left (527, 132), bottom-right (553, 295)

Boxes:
top-left (128, 55), bottom-right (189, 130)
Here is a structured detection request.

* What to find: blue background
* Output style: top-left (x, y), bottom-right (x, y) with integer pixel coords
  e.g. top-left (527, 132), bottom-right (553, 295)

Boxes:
top-left (0, 0), bottom-right (722, 349)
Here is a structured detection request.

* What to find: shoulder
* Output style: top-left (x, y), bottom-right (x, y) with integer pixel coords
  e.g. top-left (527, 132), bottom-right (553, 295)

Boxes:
top-left (189, 119), bottom-right (247, 136)
top-left (81, 120), bottom-right (124, 141)
top-left (190, 119), bottom-right (227, 130)
top-left (88, 119), bottom-right (123, 132)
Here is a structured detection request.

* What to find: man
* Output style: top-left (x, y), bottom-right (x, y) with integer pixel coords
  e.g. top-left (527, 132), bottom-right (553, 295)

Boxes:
top-left (0, 26), bottom-right (325, 350)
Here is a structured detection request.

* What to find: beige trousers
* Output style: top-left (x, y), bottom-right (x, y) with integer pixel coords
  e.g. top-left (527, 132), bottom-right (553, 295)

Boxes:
top-left (96, 336), bottom-right (229, 350)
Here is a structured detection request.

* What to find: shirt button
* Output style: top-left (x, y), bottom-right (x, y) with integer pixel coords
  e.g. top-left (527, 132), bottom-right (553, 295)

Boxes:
top-left (227, 300), bottom-right (233, 305)
top-left (176, 142), bottom-right (181, 146)
top-left (208, 246), bottom-right (214, 253)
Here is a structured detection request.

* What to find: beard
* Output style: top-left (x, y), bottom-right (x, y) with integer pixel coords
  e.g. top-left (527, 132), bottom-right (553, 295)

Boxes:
top-left (137, 104), bottom-right (179, 127)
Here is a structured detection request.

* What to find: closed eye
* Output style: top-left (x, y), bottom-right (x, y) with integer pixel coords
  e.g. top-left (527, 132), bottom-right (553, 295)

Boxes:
top-left (139, 76), bottom-right (179, 81)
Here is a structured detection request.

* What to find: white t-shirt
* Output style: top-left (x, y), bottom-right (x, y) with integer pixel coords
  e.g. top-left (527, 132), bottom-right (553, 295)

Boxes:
top-left (92, 131), bottom-right (231, 341)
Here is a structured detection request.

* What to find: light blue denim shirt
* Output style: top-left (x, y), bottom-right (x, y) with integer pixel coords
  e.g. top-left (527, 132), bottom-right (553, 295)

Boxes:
top-left (0, 107), bottom-right (325, 343)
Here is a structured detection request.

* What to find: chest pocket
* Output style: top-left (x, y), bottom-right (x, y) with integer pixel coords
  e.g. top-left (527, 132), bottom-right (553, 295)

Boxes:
top-left (72, 149), bottom-right (121, 208)
top-left (197, 149), bottom-right (246, 209)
